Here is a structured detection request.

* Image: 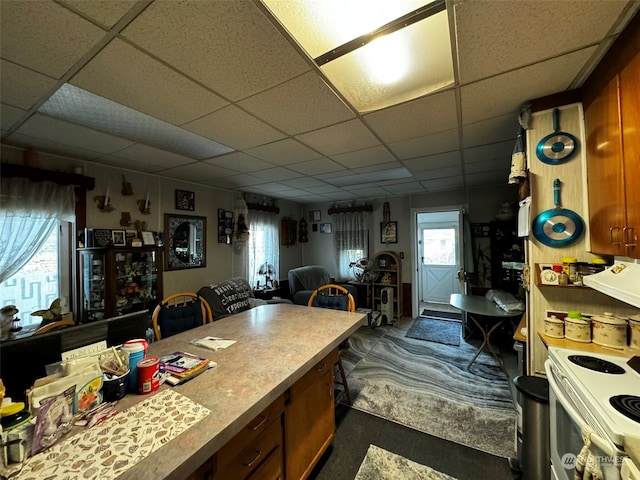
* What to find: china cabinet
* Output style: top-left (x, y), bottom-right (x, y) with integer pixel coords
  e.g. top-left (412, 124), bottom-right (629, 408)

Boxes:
top-left (78, 246), bottom-right (163, 322)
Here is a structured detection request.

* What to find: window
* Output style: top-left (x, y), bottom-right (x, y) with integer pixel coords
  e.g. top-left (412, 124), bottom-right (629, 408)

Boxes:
top-left (247, 211), bottom-right (279, 290)
top-left (422, 228), bottom-right (456, 265)
top-left (0, 177), bottom-right (76, 328)
top-left (0, 224), bottom-right (71, 326)
top-left (333, 211), bottom-right (369, 281)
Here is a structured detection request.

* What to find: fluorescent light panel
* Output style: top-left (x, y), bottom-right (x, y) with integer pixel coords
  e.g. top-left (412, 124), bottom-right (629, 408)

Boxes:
top-left (262, 0), bottom-right (454, 113)
top-left (39, 84), bottom-right (234, 160)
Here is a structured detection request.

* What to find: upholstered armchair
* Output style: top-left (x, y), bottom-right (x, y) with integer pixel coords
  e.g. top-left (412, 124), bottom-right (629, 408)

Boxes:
top-left (288, 265), bottom-right (358, 306)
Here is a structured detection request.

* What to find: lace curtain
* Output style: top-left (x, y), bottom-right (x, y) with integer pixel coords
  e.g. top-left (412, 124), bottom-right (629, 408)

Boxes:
top-left (0, 177), bottom-right (75, 283)
top-left (333, 211), bottom-right (369, 282)
top-left (247, 210), bottom-right (280, 288)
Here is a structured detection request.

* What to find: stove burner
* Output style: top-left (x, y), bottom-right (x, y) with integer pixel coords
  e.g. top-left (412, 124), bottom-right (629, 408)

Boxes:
top-left (610, 395), bottom-right (640, 423)
top-left (568, 355), bottom-right (626, 374)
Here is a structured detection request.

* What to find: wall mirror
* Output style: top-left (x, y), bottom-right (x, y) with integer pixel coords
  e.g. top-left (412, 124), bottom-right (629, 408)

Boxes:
top-left (165, 214), bottom-right (206, 271)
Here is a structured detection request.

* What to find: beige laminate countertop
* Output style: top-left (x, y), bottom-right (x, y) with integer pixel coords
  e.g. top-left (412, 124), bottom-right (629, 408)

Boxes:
top-left (114, 303), bottom-right (365, 480)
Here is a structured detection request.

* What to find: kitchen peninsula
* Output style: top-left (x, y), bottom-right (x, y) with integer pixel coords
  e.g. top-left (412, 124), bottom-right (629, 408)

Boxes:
top-left (19, 304), bottom-right (365, 480)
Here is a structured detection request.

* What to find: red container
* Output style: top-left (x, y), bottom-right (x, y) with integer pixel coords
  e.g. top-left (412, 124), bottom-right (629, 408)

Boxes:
top-left (137, 356), bottom-right (160, 395)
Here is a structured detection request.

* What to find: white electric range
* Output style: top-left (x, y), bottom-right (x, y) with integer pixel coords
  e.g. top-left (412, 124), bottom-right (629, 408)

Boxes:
top-left (546, 347), bottom-right (640, 480)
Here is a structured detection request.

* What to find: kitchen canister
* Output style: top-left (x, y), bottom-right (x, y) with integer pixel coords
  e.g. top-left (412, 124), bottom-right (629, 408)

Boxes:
top-left (564, 311), bottom-right (591, 343)
top-left (544, 315), bottom-right (564, 338)
top-left (591, 312), bottom-right (628, 348)
top-left (122, 339), bottom-right (148, 392)
top-left (137, 357), bottom-right (160, 395)
top-left (629, 314), bottom-right (640, 349)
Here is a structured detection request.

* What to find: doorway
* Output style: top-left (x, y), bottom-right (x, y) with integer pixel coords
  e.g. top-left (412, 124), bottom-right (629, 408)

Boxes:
top-left (413, 208), bottom-right (464, 317)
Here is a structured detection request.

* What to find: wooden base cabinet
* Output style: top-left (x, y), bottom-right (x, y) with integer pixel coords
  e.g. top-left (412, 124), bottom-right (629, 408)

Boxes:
top-left (285, 350), bottom-right (337, 480)
top-left (213, 395), bottom-right (285, 480)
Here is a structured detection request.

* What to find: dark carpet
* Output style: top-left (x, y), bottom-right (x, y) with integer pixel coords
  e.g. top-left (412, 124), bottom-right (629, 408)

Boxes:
top-left (406, 317), bottom-right (462, 346)
top-left (309, 404), bottom-right (514, 480)
top-left (421, 309), bottom-right (462, 320)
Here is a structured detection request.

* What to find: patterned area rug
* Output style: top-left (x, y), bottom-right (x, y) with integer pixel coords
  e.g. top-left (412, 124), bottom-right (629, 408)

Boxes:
top-left (406, 317), bottom-right (461, 346)
top-left (342, 324), bottom-right (516, 458)
top-left (355, 444), bottom-right (456, 480)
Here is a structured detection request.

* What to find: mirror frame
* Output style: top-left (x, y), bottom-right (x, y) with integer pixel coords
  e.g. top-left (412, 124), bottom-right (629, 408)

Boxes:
top-left (164, 213), bottom-right (207, 271)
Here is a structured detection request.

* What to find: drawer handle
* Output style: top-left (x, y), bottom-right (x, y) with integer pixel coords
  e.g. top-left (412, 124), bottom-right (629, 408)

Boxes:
top-left (242, 449), bottom-right (262, 467)
top-left (623, 227), bottom-right (636, 247)
top-left (315, 362), bottom-right (327, 371)
top-left (610, 226), bottom-right (621, 245)
top-left (248, 415), bottom-right (267, 431)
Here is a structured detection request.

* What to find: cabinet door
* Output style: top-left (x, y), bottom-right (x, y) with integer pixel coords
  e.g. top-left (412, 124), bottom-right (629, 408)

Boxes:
top-left (285, 352), bottom-right (336, 480)
top-left (620, 51), bottom-right (640, 257)
top-left (585, 75), bottom-right (626, 255)
top-left (79, 249), bottom-right (106, 322)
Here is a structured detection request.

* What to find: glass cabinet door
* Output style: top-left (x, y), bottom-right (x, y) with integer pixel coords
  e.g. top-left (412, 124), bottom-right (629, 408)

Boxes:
top-left (80, 249), bottom-right (106, 322)
top-left (114, 249), bottom-right (159, 316)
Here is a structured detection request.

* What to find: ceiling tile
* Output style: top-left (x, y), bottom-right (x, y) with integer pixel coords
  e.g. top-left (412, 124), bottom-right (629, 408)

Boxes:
top-left (251, 167), bottom-right (304, 182)
top-left (0, 0), bottom-right (106, 78)
top-left (93, 154), bottom-right (166, 173)
top-left (295, 119), bottom-right (380, 156)
top-left (463, 113), bottom-right (516, 148)
top-left (402, 151), bottom-right (461, 173)
top-left (455, 0), bottom-right (631, 84)
top-left (287, 158), bottom-right (347, 176)
top-left (244, 138), bottom-right (322, 165)
top-left (60, 0), bottom-right (139, 29)
top-left (421, 176), bottom-right (465, 191)
top-left (303, 184), bottom-right (344, 194)
top-left (461, 47), bottom-right (597, 124)
top-left (382, 181), bottom-right (427, 195)
top-left (238, 71), bottom-right (355, 135)
top-left (121, 0), bottom-right (310, 101)
top-left (279, 177), bottom-right (327, 189)
top-left (388, 128), bottom-right (460, 159)
top-left (464, 158), bottom-right (508, 174)
top-left (71, 39), bottom-right (229, 125)
top-left (203, 173), bottom-right (267, 189)
top-left (108, 143), bottom-right (195, 170)
top-left (0, 60), bottom-right (58, 110)
top-left (321, 191), bottom-right (359, 201)
top-left (463, 140), bottom-right (514, 164)
top-left (330, 145), bottom-right (396, 169)
top-left (182, 105), bottom-right (286, 150)
top-left (250, 182), bottom-right (295, 194)
top-left (5, 131), bottom-right (104, 160)
top-left (364, 90), bottom-right (457, 143)
top-left (273, 188), bottom-right (312, 198)
top-left (464, 170), bottom-right (508, 187)
top-left (1, 103), bottom-right (26, 132)
top-left (9, 113), bottom-right (134, 154)
top-left (413, 166), bottom-right (463, 181)
top-left (158, 161), bottom-right (234, 182)
top-left (203, 152), bottom-right (273, 172)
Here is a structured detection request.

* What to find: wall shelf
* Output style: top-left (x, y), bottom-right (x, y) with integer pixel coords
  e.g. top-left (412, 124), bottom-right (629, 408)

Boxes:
top-left (534, 263), bottom-right (592, 290)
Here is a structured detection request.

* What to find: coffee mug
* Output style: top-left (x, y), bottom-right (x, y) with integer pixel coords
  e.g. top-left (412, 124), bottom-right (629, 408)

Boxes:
top-left (102, 371), bottom-right (129, 401)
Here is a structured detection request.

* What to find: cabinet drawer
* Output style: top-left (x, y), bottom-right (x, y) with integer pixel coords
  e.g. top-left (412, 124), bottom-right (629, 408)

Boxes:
top-left (289, 350), bottom-right (338, 402)
top-left (216, 394), bottom-right (284, 469)
top-left (214, 417), bottom-right (283, 480)
top-left (247, 445), bottom-right (283, 480)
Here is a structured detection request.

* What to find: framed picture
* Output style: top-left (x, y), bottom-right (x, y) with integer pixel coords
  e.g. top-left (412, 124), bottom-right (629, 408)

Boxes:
top-left (319, 223), bottom-right (332, 234)
top-left (175, 189), bottom-right (195, 211)
top-left (380, 221), bottom-right (398, 243)
top-left (310, 210), bottom-right (321, 222)
top-left (112, 230), bottom-right (126, 246)
top-left (142, 231), bottom-right (156, 246)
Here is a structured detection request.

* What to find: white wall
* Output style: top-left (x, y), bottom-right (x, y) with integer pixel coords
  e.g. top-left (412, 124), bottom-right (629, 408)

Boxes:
top-left (1, 145), bottom-right (303, 296)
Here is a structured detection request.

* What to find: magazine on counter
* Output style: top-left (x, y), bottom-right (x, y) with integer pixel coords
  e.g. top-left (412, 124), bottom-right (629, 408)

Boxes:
top-left (158, 351), bottom-right (209, 378)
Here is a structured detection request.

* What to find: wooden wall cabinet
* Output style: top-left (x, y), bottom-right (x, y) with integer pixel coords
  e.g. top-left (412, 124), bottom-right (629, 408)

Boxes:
top-left (280, 218), bottom-right (297, 246)
top-left (285, 350), bottom-right (337, 480)
top-left (371, 250), bottom-right (403, 322)
top-left (585, 51), bottom-right (639, 258)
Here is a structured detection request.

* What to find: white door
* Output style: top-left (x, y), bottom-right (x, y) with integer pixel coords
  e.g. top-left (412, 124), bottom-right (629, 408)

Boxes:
top-left (419, 215), bottom-right (461, 304)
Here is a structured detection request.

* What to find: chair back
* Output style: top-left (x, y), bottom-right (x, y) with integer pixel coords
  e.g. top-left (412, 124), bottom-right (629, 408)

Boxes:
top-left (307, 284), bottom-right (355, 312)
top-left (152, 293), bottom-right (212, 340)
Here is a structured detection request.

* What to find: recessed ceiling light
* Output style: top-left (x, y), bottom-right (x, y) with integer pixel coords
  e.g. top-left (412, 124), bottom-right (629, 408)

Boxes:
top-left (262, 0), bottom-right (453, 113)
top-left (39, 84), bottom-right (234, 160)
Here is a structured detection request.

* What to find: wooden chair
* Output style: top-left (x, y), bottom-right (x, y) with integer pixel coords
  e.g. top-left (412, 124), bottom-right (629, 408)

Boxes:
top-left (307, 284), bottom-right (354, 405)
top-left (152, 292), bottom-right (213, 341)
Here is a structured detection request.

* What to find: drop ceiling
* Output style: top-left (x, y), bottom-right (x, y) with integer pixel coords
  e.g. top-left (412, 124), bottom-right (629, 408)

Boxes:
top-left (1, 0), bottom-right (638, 204)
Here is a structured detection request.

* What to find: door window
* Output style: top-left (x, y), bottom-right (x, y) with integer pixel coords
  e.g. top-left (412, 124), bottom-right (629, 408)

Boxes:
top-left (422, 228), bottom-right (456, 265)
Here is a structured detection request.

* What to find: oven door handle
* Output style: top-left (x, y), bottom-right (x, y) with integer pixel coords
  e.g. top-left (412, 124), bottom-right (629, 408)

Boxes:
top-left (545, 360), bottom-right (619, 457)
